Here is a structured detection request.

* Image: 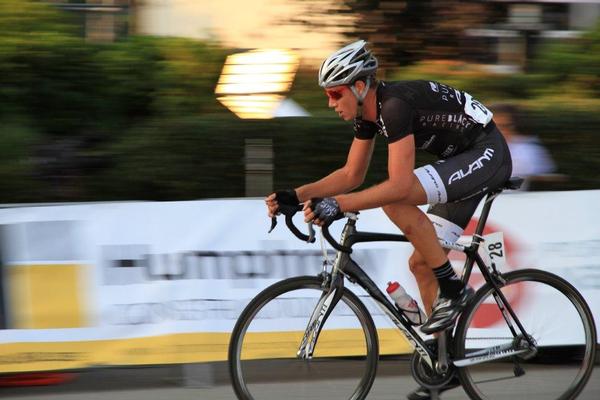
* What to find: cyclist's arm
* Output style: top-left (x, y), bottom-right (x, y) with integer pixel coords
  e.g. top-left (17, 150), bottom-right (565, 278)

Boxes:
top-left (295, 137), bottom-right (375, 202)
top-left (335, 134), bottom-right (425, 211)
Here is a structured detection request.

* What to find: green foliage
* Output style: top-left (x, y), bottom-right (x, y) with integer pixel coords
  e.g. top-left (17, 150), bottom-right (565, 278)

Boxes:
top-left (0, 0), bottom-right (76, 37)
top-left (22, 110), bottom-right (596, 202)
top-left (0, 120), bottom-right (40, 203)
top-left (0, 0), bottom-right (229, 137)
top-left (91, 36), bottom-right (227, 131)
top-left (531, 22), bottom-right (600, 97)
top-left (89, 116), bottom-right (377, 201)
top-left (150, 38), bottom-right (227, 116)
top-left (388, 60), bottom-right (552, 103)
top-left (389, 23), bottom-right (600, 102)
top-left (0, 0), bottom-right (229, 202)
top-left (1, 0), bottom-right (599, 203)
top-left (1, 100), bottom-right (600, 203)
top-left (518, 105), bottom-right (600, 191)
top-left (0, 0), bottom-right (90, 127)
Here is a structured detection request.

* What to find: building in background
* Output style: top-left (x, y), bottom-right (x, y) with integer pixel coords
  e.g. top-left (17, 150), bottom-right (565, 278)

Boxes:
top-left (44, 1), bottom-right (600, 69)
top-left (47, 0), bottom-right (133, 42)
top-left (467, 0), bottom-right (600, 70)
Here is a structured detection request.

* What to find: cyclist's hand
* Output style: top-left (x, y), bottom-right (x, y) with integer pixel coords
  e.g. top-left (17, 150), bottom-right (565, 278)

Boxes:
top-left (265, 189), bottom-right (299, 218)
top-left (305, 197), bottom-right (342, 226)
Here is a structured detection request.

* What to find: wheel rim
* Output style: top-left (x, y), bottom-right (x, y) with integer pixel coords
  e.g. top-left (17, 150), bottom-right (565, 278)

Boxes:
top-left (230, 278), bottom-right (378, 400)
top-left (455, 271), bottom-right (596, 400)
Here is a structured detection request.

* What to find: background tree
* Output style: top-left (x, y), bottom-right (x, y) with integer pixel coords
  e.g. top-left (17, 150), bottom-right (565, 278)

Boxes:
top-left (288, 0), bottom-right (491, 75)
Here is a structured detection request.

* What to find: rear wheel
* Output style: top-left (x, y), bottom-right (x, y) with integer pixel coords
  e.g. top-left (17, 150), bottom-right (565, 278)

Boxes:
top-left (229, 276), bottom-right (379, 400)
top-left (454, 269), bottom-right (596, 400)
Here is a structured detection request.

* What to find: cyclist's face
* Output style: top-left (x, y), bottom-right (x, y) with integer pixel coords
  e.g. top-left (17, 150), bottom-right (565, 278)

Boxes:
top-left (325, 85), bottom-right (356, 120)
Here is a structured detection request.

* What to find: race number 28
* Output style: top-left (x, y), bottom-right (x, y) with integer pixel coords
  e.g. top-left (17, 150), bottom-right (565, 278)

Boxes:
top-left (483, 231), bottom-right (507, 271)
top-left (488, 242), bottom-right (503, 259)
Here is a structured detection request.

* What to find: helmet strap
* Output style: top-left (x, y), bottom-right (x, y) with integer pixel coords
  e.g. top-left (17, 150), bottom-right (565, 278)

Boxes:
top-left (350, 76), bottom-right (371, 119)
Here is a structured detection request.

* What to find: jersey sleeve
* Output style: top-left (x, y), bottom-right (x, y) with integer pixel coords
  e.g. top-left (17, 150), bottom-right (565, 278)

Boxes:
top-left (380, 97), bottom-right (414, 143)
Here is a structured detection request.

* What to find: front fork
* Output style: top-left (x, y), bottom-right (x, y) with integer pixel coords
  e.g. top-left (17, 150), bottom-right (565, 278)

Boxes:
top-left (296, 271), bottom-right (345, 359)
top-left (296, 253), bottom-right (437, 370)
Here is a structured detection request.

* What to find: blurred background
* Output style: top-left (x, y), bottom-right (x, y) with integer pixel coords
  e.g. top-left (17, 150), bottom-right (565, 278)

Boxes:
top-left (1, 0), bottom-right (600, 398)
top-left (0, 0), bottom-right (599, 204)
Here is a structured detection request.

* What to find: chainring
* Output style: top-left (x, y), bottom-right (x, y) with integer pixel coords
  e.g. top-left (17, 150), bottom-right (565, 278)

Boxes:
top-left (410, 350), bottom-right (457, 389)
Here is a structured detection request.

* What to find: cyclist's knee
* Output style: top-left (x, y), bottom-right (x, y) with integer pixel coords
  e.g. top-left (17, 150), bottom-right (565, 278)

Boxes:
top-left (383, 204), bottom-right (416, 235)
top-left (408, 253), bottom-right (430, 278)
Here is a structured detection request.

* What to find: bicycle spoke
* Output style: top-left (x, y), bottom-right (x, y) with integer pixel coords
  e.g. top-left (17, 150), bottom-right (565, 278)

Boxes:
top-left (229, 277), bottom-right (378, 400)
top-left (454, 270), bottom-right (596, 400)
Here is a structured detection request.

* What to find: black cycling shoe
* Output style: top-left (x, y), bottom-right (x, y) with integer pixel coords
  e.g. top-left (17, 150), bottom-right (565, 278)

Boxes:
top-left (420, 287), bottom-right (474, 334)
top-left (406, 376), bottom-right (461, 400)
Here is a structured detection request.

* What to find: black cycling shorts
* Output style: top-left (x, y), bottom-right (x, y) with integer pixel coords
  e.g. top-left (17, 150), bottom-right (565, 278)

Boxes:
top-left (414, 125), bottom-right (512, 243)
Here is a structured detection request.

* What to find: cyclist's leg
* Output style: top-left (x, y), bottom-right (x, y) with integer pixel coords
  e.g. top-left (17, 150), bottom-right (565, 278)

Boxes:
top-left (405, 200), bottom-right (477, 316)
top-left (404, 192), bottom-right (496, 399)
top-left (382, 191), bottom-right (478, 321)
top-left (382, 203), bottom-right (447, 272)
top-left (407, 249), bottom-right (448, 315)
top-left (415, 129), bottom-right (512, 334)
top-left (384, 200), bottom-right (474, 328)
top-left (383, 199), bottom-right (482, 399)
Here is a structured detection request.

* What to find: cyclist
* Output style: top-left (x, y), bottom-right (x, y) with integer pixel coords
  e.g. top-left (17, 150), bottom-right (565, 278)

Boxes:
top-left (265, 40), bottom-right (512, 398)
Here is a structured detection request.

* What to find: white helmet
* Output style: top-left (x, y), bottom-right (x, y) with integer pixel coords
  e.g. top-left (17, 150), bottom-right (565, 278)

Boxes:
top-left (318, 40), bottom-right (378, 88)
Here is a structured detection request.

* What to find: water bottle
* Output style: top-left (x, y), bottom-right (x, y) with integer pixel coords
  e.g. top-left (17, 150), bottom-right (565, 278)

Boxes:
top-left (386, 281), bottom-right (426, 326)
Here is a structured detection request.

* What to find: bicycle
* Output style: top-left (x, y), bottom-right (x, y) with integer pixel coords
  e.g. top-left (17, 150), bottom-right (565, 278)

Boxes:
top-left (228, 177), bottom-right (597, 400)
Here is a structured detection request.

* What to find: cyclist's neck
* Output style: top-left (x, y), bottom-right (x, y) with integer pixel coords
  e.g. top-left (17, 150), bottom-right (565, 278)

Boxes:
top-left (358, 86), bottom-right (378, 122)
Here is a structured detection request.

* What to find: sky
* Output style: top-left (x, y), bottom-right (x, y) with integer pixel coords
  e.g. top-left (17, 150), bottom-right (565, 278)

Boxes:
top-left (136, 0), bottom-right (352, 66)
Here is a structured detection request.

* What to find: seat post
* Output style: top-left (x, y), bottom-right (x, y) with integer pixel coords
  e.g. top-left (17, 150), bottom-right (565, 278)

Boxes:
top-left (474, 178), bottom-right (522, 236)
top-left (473, 190), bottom-right (501, 237)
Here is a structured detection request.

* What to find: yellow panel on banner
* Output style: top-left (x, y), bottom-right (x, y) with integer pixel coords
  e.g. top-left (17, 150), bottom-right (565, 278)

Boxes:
top-left (6, 264), bottom-right (88, 329)
top-left (0, 330), bottom-right (411, 373)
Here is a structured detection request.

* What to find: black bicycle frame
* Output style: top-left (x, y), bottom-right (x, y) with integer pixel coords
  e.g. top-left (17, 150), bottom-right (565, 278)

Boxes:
top-left (317, 186), bottom-right (535, 367)
top-left (329, 219), bottom-right (438, 365)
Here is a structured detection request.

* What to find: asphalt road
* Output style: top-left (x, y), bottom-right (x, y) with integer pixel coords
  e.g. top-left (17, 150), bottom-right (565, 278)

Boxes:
top-left (0, 358), bottom-right (598, 400)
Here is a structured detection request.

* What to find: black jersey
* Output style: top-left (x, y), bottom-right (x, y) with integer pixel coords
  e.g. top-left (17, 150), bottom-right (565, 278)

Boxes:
top-left (357, 80), bottom-right (493, 159)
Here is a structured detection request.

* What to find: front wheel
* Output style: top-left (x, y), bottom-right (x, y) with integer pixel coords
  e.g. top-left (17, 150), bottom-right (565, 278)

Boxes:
top-left (228, 276), bottom-right (379, 400)
top-left (454, 269), bottom-right (596, 400)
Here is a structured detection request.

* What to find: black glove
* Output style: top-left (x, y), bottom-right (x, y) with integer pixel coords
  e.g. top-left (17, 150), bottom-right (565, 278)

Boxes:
top-left (310, 197), bottom-right (343, 224)
top-left (275, 189), bottom-right (299, 206)
top-left (353, 118), bottom-right (379, 140)
top-left (273, 189), bottom-right (300, 217)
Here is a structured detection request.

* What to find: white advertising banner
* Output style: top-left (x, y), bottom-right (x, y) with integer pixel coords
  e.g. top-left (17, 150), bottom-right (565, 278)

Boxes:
top-left (0, 190), bottom-right (599, 372)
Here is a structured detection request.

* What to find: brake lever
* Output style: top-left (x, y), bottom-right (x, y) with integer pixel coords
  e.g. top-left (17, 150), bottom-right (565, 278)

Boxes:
top-left (268, 216), bottom-right (277, 233)
top-left (267, 205), bottom-right (315, 243)
top-left (307, 222), bottom-right (315, 243)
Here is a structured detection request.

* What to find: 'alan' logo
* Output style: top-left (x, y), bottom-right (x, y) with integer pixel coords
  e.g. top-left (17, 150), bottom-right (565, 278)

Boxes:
top-left (448, 148), bottom-right (495, 184)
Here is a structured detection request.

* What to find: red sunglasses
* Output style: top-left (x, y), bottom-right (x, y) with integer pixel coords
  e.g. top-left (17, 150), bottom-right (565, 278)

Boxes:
top-left (325, 87), bottom-right (347, 100)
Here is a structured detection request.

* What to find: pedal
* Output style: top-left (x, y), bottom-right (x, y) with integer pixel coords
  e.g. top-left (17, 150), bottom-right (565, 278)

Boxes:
top-left (513, 359), bottom-right (525, 377)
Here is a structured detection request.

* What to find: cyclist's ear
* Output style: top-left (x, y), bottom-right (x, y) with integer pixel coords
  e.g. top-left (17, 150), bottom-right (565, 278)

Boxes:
top-left (353, 79), bottom-right (366, 92)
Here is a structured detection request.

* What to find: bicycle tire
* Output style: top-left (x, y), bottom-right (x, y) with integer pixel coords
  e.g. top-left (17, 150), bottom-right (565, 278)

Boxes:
top-left (229, 275), bottom-right (379, 400)
top-left (454, 269), bottom-right (596, 400)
